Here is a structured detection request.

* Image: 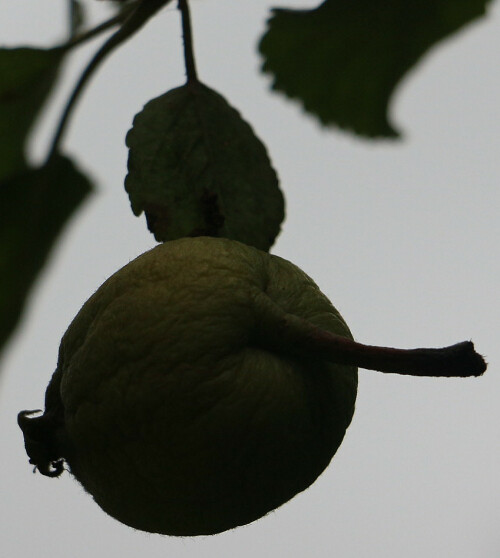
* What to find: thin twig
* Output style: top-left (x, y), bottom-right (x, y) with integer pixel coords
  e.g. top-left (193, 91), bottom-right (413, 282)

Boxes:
top-left (59, 4), bottom-right (137, 51)
top-left (48, 0), bottom-right (172, 160)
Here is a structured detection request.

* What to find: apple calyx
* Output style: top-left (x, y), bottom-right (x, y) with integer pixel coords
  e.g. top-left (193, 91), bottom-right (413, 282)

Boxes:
top-left (18, 410), bottom-right (64, 477)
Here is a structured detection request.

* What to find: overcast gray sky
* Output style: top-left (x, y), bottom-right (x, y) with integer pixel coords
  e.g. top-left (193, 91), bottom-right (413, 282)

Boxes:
top-left (1, 1), bottom-right (499, 556)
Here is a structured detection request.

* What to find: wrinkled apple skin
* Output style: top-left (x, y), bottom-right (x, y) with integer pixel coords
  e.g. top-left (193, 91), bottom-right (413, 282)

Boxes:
top-left (45, 237), bottom-right (357, 535)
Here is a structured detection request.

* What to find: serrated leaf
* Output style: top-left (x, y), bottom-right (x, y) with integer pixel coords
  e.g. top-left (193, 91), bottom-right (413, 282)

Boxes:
top-left (0, 47), bottom-right (64, 180)
top-left (125, 81), bottom-right (284, 251)
top-left (0, 154), bottom-right (92, 357)
top-left (259, 0), bottom-right (492, 138)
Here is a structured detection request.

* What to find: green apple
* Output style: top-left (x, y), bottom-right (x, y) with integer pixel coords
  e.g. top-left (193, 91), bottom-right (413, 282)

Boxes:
top-left (18, 236), bottom-right (485, 536)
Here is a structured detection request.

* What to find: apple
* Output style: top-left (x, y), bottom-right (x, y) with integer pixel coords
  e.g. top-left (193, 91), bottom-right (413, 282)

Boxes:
top-left (18, 236), bottom-right (485, 536)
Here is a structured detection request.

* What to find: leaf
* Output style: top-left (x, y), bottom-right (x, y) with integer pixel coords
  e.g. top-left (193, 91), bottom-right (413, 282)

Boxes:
top-left (0, 47), bottom-right (64, 181)
top-left (125, 81), bottom-right (284, 251)
top-left (0, 154), bottom-right (93, 356)
top-left (259, 0), bottom-right (493, 138)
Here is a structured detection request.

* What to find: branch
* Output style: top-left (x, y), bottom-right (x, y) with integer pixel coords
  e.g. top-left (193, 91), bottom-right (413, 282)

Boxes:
top-left (48, 0), bottom-right (173, 159)
top-left (59, 4), bottom-right (137, 51)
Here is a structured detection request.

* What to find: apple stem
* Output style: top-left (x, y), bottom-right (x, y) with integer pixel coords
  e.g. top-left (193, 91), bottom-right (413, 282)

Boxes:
top-left (292, 326), bottom-right (486, 377)
top-left (255, 293), bottom-right (486, 377)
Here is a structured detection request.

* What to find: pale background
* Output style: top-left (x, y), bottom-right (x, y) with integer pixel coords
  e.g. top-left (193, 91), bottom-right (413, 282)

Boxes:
top-left (1, 1), bottom-right (499, 556)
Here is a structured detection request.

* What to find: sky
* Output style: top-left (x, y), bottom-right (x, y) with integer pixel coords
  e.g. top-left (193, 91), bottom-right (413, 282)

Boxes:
top-left (1, 1), bottom-right (499, 556)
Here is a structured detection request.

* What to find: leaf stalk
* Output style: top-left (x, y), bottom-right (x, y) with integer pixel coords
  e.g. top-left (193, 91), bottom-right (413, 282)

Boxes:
top-left (178, 0), bottom-right (198, 83)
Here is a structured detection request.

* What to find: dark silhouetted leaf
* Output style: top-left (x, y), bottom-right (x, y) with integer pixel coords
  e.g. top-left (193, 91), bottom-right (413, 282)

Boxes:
top-left (259, 0), bottom-right (492, 137)
top-left (0, 47), bottom-right (64, 180)
top-left (125, 81), bottom-right (284, 251)
top-left (0, 154), bottom-right (93, 355)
